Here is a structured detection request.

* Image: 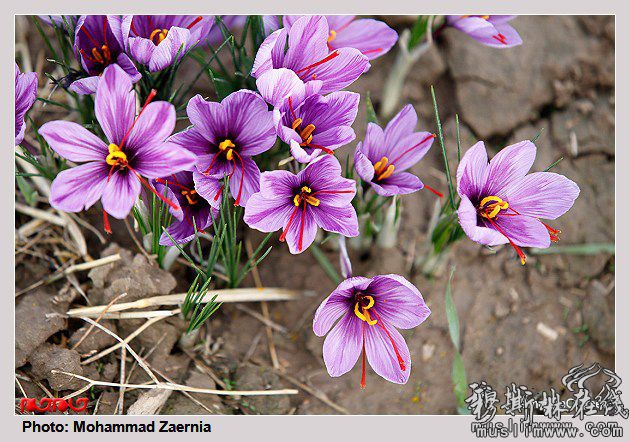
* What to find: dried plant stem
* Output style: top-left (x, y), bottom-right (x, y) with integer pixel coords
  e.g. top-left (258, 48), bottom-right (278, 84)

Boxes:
top-left (67, 288), bottom-right (305, 318)
top-left (71, 292), bottom-right (127, 351)
top-left (15, 203), bottom-right (65, 226)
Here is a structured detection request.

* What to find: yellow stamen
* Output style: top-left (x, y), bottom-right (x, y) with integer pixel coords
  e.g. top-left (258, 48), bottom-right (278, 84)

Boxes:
top-left (303, 195), bottom-right (320, 206)
top-left (373, 157), bottom-right (389, 175)
top-left (301, 186), bottom-right (312, 193)
top-left (299, 124), bottom-right (316, 145)
top-left (377, 164), bottom-right (395, 181)
top-left (291, 118), bottom-right (303, 130)
top-left (150, 28), bottom-right (169, 44)
top-left (219, 139), bottom-right (235, 151)
top-left (480, 15), bottom-right (490, 20)
top-left (354, 296), bottom-right (377, 325)
top-left (106, 143), bottom-right (127, 166)
top-left (328, 30), bottom-right (337, 43)
top-left (293, 194), bottom-right (301, 206)
top-left (226, 149), bottom-right (234, 161)
top-left (91, 47), bottom-right (104, 64)
top-left (479, 195), bottom-right (509, 219)
top-left (182, 189), bottom-right (199, 205)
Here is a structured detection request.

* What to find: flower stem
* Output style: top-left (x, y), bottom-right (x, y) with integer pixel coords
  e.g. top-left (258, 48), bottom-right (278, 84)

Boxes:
top-left (310, 243), bottom-right (342, 284)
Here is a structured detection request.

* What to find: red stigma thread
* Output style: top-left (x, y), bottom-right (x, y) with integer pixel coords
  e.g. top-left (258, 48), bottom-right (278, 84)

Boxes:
top-left (294, 51), bottom-right (340, 77)
top-left (187, 16), bottom-right (203, 29)
top-left (423, 184), bottom-right (443, 198)
top-left (103, 210), bottom-right (112, 234)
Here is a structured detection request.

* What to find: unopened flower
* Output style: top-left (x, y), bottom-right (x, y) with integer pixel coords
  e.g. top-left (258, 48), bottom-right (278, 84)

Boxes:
top-left (153, 171), bottom-right (217, 245)
top-left (15, 63), bottom-right (38, 146)
top-left (244, 155), bottom-right (358, 254)
top-left (282, 15), bottom-right (398, 60)
top-left (169, 90), bottom-right (276, 207)
top-left (124, 15), bottom-right (214, 72)
top-left (446, 15), bottom-right (522, 48)
top-left (251, 15), bottom-right (370, 95)
top-left (39, 65), bottom-right (195, 229)
top-left (313, 274), bottom-right (430, 387)
top-left (456, 140), bottom-right (580, 264)
top-left (354, 104), bottom-right (437, 197)
top-left (69, 15), bottom-right (141, 95)
top-left (257, 68), bottom-right (359, 163)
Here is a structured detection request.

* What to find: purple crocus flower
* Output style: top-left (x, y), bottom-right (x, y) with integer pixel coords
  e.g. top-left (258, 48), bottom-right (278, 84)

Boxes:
top-left (69, 15), bottom-right (141, 95)
top-left (124, 15), bottom-right (214, 72)
top-left (256, 68), bottom-right (359, 163)
top-left (244, 155), bottom-right (358, 254)
top-left (282, 15), bottom-right (398, 60)
top-left (446, 15), bottom-right (522, 48)
top-left (251, 15), bottom-right (370, 95)
top-left (15, 63), bottom-right (38, 146)
top-left (39, 65), bottom-right (196, 229)
top-left (354, 104), bottom-right (438, 197)
top-left (153, 171), bottom-right (217, 245)
top-left (169, 90), bottom-right (276, 208)
top-left (313, 274), bottom-right (430, 387)
top-left (456, 140), bottom-right (580, 264)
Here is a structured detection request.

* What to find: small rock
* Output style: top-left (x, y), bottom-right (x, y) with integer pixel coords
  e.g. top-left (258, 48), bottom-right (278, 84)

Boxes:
top-left (233, 364), bottom-right (291, 415)
top-left (422, 343), bottom-right (435, 361)
top-left (16, 289), bottom-right (70, 367)
top-left (582, 280), bottom-right (614, 354)
top-left (496, 347), bottom-right (504, 356)
top-left (29, 344), bottom-right (86, 391)
top-left (536, 322), bottom-right (559, 341)
top-left (494, 302), bottom-right (510, 319)
top-left (68, 320), bottom-right (118, 354)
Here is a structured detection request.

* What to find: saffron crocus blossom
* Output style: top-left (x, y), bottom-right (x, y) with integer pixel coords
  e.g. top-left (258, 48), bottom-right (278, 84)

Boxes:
top-left (169, 91), bottom-right (276, 207)
top-left (446, 15), bottom-right (522, 48)
top-left (70, 15), bottom-right (141, 94)
top-left (244, 155), bottom-right (358, 254)
top-left (124, 15), bottom-right (214, 72)
top-left (282, 15), bottom-right (398, 60)
top-left (257, 68), bottom-right (359, 163)
top-left (39, 65), bottom-right (196, 228)
top-left (456, 140), bottom-right (580, 264)
top-left (153, 171), bottom-right (217, 245)
top-left (313, 274), bottom-right (430, 387)
top-left (354, 104), bottom-right (437, 197)
top-left (251, 15), bottom-right (369, 95)
top-left (15, 63), bottom-right (38, 146)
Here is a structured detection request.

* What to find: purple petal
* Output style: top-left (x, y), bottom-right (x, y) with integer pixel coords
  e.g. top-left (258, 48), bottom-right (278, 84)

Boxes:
top-left (168, 126), bottom-right (211, 156)
top-left (148, 27), bottom-right (191, 72)
top-left (493, 214), bottom-right (551, 248)
top-left (256, 68), bottom-right (320, 109)
top-left (284, 205), bottom-right (318, 254)
top-left (94, 65), bottom-right (135, 145)
top-left (360, 122), bottom-right (386, 163)
top-left (322, 312), bottom-right (362, 377)
top-left (311, 204), bottom-right (359, 237)
top-left (186, 94), bottom-right (225, 145)
top-left (284, 16), bottom-right (329, 73)
top-left (313, 276), bottom-right (370, 336)
top-left (132, 141), bottom-right (197, 178)
top-left (484, 140), bottom-right (536, 196)
top-left (49, 162), bottom-right (109, 213)
top-left (38, 121), bottom-right (108, 162)
top-left (251, 28), bottom-right (286, 78)
top-left (384, 104), bottom-right (417, 148)
top-left (330, 18), bottom-right (398, 60)
top-left (228, 155), bottom-right (262, 207)
top-left (324, 15), bottom-right (355, 31)
top-left (493, 22), bottom-right (522, 48)
top-left (376, 172), bottom-right (423, 196)
top-left (386, 131), bottom-right (434, 172)
top-left (193, 171), bottom-right (225, 209)
top-left (338, 236), bottom-right (353, 279)
top-left (101, 171), bottom-right (142, 219)
top-left (364, 320), bottom-right (411, 384)
top-left (115, 54), bottom-right (142, 83)
top-left (68, 76), bottom-right (100, 95)
top-left (128, 36), bottom-right (155, 65)
top-left (304, 91), bottom-right (359, 130)
top-left (258, 169), bottom-right (298, 198)
top-left (290, 141), bottom-right (321, 164)
top-left (124, 101), bottom-right (176, 150)
top-left (456, 141), bottom-right (489, 200)
top-left (457, 195), bottom-right (507, 246)
top-left (504, 172), bottom-right (580, 220)
top-left (306, 47), bottom-right (369, 95)
top-left (222, 90), bottom-right (276, 156)
top-left (243, 192), bottom-right (295, 233)
top-left (368, 274), bottom-right (430, 329)
top-left (354, 146), bottom-right (375, 183)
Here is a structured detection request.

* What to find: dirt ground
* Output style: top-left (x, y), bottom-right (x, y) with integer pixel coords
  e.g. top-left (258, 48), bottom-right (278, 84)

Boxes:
top-left (15, 15), bottom-right (614, 415)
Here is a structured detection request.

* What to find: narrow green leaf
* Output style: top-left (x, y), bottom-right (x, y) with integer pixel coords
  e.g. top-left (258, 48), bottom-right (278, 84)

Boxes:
top-left (310, 243), bottom-right (342, 284)
top-left (543, 157), bottom-right (564, 172)
top-left (365, 92), bottom-right (380, 125)
top-left (430, 86), bottom-right (456, 210)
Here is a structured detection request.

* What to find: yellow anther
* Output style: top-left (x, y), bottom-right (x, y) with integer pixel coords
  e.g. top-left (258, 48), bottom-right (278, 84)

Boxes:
top-left (354, 296), bottom-right (377, 325)
top-left (480, 15), bottom-right (490, 20)
top-left (219, 139), bottom-right (236, 151)
top-left (106, 143), bottom-right (127, 166)
top-left (363, 295), bottom-right (375, 310)
top-left (226, 149), bottom-right (234, 161)
top-left (373, 157), bottom-right (389, 175)
top-left (299, 124), bottom-right (316, 145)
top-left (150, 28), bottom-right (169, 44)
top-left (303, 195), bottom-right (320, 207)
top-left (293, 194), bottom-right (301, 206)
top-left (354, 303), bottom-right (367, 321)
top-left (377, 164), bottom-right (395, 181)
top-left (328, 30), bottom-right (337, 43)
top-left (91, 47), bottom-right (104, 64)
top-left (182, 189), bottom-right (199, 205)
top-left (291, 118), bottom-right (303, 130)
top-left (479, 195), bottom-right (509, 219)
top-left (301, 186), bottom-right (312, 193)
